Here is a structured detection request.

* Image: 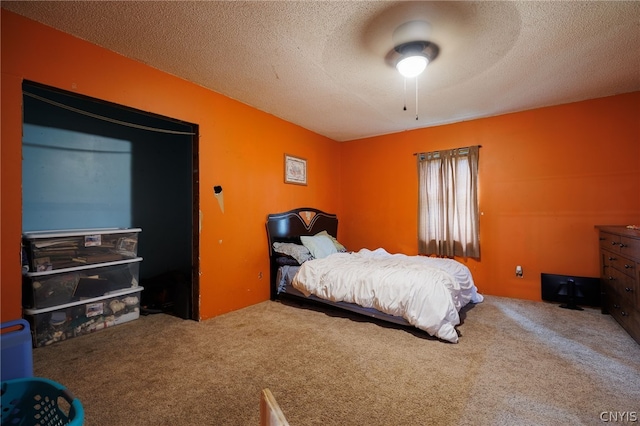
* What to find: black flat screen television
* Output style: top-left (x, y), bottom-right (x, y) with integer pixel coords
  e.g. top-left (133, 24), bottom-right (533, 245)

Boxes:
top-left (541, 273), bottom-right (600, 310)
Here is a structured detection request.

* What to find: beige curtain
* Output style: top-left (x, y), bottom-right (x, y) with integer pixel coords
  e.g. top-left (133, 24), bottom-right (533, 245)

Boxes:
top-left (418, 145), bottom-right (480, 258)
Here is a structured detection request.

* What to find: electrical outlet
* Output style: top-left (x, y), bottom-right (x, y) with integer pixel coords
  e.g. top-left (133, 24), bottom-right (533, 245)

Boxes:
top-left (515, 265), bottom-right (523, 278)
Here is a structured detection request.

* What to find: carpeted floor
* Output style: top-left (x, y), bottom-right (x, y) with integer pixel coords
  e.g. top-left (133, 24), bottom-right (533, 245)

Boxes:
top-left (32, 295), bottom-right (639, 425)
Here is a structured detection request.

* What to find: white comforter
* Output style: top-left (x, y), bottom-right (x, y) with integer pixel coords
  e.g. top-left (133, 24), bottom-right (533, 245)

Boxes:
top-left (292, 248), bottom-right (483, 343)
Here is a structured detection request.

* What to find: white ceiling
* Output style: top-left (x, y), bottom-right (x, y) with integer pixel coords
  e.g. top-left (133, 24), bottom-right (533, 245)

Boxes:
top-left (3, 1), bottom-right (639, 141)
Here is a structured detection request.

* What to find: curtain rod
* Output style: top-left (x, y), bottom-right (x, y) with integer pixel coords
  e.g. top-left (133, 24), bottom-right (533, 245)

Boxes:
top-left (413, 145), bottom-right (482, 156)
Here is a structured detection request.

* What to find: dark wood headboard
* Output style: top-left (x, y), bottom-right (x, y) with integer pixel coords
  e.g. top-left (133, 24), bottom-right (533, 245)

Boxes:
top-left (265, 207), bottom-right (338, 300)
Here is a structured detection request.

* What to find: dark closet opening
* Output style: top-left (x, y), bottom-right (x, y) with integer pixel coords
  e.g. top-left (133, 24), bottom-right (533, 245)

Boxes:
top-left (21, 81), bottom-right (199, 320)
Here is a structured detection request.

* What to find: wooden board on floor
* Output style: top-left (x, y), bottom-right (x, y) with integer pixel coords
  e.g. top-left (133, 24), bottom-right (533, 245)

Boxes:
top-left (260, 388), bottom-right (290, 426)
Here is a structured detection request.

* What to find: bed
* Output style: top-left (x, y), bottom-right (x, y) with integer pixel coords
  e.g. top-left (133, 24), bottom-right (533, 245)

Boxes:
top-left (266, 207), bottom-right (483, 343)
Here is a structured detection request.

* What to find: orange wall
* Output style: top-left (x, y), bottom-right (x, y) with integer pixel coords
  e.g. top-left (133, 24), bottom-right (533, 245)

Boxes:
top-left (2, 10), bottom-right (639, 323)
top-left (1, 10), bottom-right (342, 322)
top-left (340, 93), bottom-right (640, 300)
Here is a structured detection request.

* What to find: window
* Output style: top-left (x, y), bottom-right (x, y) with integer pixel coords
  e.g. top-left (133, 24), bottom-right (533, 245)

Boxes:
top-left (417, 145), bottom-right (480, 258)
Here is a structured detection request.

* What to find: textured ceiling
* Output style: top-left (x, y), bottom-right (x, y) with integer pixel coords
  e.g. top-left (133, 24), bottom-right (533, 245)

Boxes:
top-left (3, 1), bottom-right (639, 141)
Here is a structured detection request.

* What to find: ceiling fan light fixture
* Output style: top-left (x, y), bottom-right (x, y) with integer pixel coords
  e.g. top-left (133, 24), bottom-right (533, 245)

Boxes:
top-left (396, 55), bottom-right (428, 78)
top-left (390, 40), bottom-right (439, 78)
top-left (387, 39), bottom-right (440, 119)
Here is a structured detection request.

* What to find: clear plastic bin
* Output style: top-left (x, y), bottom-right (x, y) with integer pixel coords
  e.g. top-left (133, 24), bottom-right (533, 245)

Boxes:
top-left (23, 257), bottom-right (142, 309)
top-left (24, 287), bottom-right (143, 348)
top-left (23, 228), bottom-right (141, 272)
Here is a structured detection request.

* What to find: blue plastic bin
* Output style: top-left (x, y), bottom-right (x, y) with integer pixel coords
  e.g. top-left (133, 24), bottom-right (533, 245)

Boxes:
top-left (0, 377), bottom-right (84, 426)
top-left (1, 319), bottom-right (34, 381)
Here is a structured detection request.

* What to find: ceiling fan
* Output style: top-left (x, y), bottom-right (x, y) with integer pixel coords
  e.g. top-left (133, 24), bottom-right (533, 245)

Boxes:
top-left (385, 20), bottom-right (440, 119)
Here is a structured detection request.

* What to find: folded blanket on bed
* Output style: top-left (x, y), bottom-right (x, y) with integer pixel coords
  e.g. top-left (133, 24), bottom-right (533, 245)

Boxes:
top-left (292, 248), bottom-right (483, 343)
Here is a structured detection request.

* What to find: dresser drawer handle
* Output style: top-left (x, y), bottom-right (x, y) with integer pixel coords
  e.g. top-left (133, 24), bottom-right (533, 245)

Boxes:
top-left (611, 241), bottom-right (618, 246)
top-left (621, 311), bottom-right (628, 317)
top-left (613, 304), bottom-right (620, 309)
top-left (619, 243), bottom-right (627, 248)
top-left (625, 287), bottom-right (633, 292)
top-left (608, 276), bottom-right (615, 281)
top-left (608, 257), bottom-right (616, 261)
top-left (624, 264), bottom-right (632, 269)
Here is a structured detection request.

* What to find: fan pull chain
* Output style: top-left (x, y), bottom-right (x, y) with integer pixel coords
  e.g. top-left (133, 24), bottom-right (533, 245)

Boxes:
top-left (402, 77), bottom-right (420, 119)
top-left (403, 78), bottom-right (407, 111)
top-left (415, 77), bottom-right (419, 120)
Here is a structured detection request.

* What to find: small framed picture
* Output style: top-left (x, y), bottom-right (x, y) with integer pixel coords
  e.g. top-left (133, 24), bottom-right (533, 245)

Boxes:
top-left (284, 154), bottom-right (307, 185)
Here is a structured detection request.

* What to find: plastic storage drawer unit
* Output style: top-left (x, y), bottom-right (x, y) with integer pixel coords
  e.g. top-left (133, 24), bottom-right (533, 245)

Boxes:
top-left (23, 287), bottom-right (143, 347)
top-left (23, 228), bottom-right (141, 272)
top-left (23, 257), bottom-right (142, 309)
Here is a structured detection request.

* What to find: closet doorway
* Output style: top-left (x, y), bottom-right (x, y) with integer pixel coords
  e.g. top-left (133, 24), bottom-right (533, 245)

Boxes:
top-left (22, 81), bottom-right (199, 320)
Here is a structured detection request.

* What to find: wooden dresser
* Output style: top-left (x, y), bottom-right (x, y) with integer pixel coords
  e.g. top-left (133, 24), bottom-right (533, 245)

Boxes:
top-left (597, 226), bottom-right (640, 344)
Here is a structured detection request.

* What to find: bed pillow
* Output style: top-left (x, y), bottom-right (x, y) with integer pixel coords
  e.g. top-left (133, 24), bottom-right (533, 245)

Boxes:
top-left (300, 235), bottom-right (338, 259)
top-left (272, 242), bottom-right (313, 264)
top-left (314, 230), bottom-right (347, 252)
